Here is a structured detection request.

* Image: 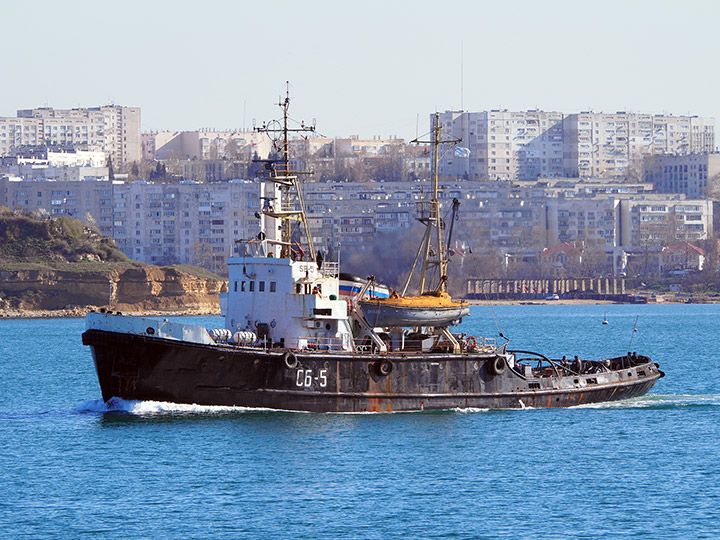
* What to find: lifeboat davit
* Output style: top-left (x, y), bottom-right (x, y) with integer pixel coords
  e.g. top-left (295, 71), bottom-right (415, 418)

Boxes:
top-left (359, 291), bottom-right (470, 327)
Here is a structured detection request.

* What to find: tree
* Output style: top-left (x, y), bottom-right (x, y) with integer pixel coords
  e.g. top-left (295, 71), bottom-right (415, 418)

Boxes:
top-left (149, 162), bottom-right (168, 181)
top-left (370, 145), bottom-right (403, 182)
top-left (577, 238), bottom-right (610, 277)
top-left (624, 154), bottom-right (650, 184)
top-left (248, 152), bottom-right (263, 178)
top-left (209, 140), bottom-right (220, 160)
top-left (340, 227), bottom-right (424, 292)
top-left (705, 172), bottom-right (720, 200)
top-left (463, 249), bottom-right (505, 279)
top-left (191, 241), bottom-right (215, 271)
top-left (223, 138), bottom-right (242, 160)
top-left (106, 156), bottom-right (114, 180)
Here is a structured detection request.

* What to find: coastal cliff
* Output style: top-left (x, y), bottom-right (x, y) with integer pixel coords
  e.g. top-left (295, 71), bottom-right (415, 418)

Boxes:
top-left (0, 266), bottom-right (226, 315)
top-left (0, 212), bottom-right (226, 316)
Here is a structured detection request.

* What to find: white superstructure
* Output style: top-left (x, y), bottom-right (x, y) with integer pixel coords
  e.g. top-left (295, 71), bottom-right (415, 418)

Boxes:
top-left (224, 255), bottom-right (352, 351)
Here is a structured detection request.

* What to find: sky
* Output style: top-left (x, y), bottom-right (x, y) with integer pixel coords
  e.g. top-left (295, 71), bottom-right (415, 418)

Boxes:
top-left (3, 0), bottom-right (720, 141)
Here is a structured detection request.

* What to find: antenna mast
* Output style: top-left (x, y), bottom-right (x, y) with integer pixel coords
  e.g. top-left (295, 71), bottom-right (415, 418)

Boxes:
top-left (255, 82), bottom-right (316, 260)
top-left (404, 113), bottom-right (461, 294)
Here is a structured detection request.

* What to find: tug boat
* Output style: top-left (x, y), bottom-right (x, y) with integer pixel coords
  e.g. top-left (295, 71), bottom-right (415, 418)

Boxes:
top-left (81, 91), bottom-right (664, 412)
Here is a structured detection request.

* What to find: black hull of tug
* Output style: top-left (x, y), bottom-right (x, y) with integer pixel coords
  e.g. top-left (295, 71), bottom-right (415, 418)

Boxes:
top-left (82, 329), bottom-right (662, 412)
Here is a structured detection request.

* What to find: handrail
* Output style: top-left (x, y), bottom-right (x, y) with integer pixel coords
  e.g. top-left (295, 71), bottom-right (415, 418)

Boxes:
top-left (319, 261), bottom-right (339, 277)
top-left (295, 335), bottom-right (350, 352)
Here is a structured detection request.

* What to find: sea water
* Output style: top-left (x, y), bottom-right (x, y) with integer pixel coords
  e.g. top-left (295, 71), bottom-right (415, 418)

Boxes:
top-left (0, 304), bottom-right (718, 539)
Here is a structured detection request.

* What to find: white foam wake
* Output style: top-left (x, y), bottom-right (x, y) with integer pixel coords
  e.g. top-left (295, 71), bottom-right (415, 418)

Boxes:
top-left (575, 393), bottom-right (720, 409)
top-left (449, 407), bottom-right (492, 413)
top-left (74, 397), bottom-right (267, 415)
top-left (74, 393), bottom-right (718, 416)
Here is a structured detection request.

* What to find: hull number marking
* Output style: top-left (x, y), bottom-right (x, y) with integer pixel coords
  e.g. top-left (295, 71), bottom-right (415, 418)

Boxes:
top-left (296, 368), bottom-right (328, 388)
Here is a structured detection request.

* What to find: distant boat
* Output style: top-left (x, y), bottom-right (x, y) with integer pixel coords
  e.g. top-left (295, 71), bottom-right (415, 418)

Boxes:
top-left (602, 304), bottom-right (609, 325)
top-left (338, 273), bottom-right (390, 300)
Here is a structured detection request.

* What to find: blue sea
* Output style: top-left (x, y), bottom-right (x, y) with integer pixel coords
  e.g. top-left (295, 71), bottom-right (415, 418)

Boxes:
top-left (1, 304), bottom-right (718, 539)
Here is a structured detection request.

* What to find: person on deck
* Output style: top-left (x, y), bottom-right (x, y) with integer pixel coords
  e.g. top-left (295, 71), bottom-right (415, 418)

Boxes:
top-left (574, 355), bottom-right (583, 373)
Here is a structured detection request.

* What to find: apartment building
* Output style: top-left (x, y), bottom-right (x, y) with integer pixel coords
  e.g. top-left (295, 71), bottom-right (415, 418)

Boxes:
top-left (437, 110), bottom-right (565, 181)
top-left (0, 176), bottom-right (115, 235)
top-left (0, 149), bottom-right (108, 182)
top-left (2, 149), bottom-right (106, 168)
top-left (438, 110), bottom-right (715, 181)
top-left (618, 196), bottom-right (713, 248)
top-left (643, 152), bottom-right (720, 197)
top-left (144, 129), bottom-right (272, 160)
top-left (112, 180), bottom-right (260, 270)
top-left (563, 112), bottom-right (715, 177)
top-left (0, 106), bottom-right (141, 165)
top-left (294, 136), bottom-right (405, 158)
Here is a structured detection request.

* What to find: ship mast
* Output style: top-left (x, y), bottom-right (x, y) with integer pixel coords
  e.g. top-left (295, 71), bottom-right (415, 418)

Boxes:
top-left (403, 113), bottom-right (461, 294)
top-left (255, 83), bottom-right (316, 260)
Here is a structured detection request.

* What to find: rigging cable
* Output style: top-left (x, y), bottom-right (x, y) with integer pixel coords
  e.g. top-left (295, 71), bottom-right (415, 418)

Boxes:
top-left (627, 314), bottom-right (639, 353)
top-left (489, 304), bottom-right (505, 340)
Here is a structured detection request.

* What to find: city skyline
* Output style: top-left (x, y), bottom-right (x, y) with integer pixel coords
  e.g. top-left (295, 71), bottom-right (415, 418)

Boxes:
top-left (3, 0), bottom-right (720, 141)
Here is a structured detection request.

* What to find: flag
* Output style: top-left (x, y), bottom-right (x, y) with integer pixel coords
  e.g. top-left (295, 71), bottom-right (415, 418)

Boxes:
top-left (454, 147), bottom-right (471, 158)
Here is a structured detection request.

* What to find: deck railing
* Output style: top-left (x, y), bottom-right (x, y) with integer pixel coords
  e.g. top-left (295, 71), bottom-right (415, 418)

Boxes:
top-left (319, 261), bottom-right (339, 277)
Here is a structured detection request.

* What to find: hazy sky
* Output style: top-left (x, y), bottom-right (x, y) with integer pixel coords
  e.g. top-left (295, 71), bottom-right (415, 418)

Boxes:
top-left (3, 0), bottom-right (719, 141)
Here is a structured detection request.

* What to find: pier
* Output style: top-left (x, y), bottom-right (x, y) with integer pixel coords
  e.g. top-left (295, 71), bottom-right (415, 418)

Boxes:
top-left (466, 277), bottom-right (627, 300)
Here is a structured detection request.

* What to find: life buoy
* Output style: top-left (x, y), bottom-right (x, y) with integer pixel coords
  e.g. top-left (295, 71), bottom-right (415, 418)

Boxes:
top-left (466, 336), bottom-right (478, 350)
top-left (487, 356), bottom-right (506, 376)
top-left (283, 352), bottom-right (298, 369)
top-left (376, 360), bottom-right (393, 376)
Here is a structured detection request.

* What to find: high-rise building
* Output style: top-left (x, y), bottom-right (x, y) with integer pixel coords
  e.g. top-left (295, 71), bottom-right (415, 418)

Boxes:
top-left (0, 105), bottom-right (141, 165)
top-left (643, 152), bottom-right (720, 198)
top-left (112, 180), bottom-right (259, 270)
top-left (438, 110), bottom-right (565, 181)
top-left (0, 176), bottom-right (115, 235)
top-left (143, 129), bottom-right (271, 161)
top-left (562, 112), bottom-right (715, 178)
top-left (438, 110), bottom-right (715, 181)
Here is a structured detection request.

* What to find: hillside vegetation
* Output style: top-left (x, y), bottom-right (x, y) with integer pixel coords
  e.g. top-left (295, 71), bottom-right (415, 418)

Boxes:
top-left (0, 212), bottom-right (134, 270)
top-left (0, 211), bottom-right (227, 314)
